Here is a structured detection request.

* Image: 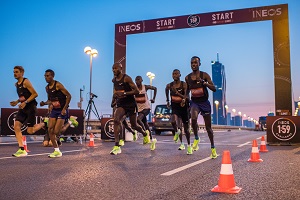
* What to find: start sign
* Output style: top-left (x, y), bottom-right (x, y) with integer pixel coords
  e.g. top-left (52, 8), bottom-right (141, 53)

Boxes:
top-left (267, 116), bottom-right (300, 144)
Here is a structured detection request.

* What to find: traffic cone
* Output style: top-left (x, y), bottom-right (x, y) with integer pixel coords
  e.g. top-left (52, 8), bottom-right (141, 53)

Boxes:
top-left (248, 140), bottom-right (263, 162)
top-left (88, 133), bottom-right (95, 147)
top-left (259, 136), bottom-right (268, 152)
top-left (211, 150), bottom-right (241, 194)
top-left (22, 136), bottom-right (30, 152)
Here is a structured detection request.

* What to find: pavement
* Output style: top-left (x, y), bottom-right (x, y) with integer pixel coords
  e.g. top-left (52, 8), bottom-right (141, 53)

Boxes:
top-left (0, 130), bottom-right (299, 200)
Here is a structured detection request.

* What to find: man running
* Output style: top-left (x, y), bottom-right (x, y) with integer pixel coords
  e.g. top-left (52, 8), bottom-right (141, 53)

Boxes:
top-left (185, 56), bottom-right (218, 159)
top-left (42, 69), bottom-right (72, 158)
top-left (111, 63), bottom-right (150, 155)
top-left (166, 69), bottom-right (192, 154)
top-left (135, 75), bottom-right (157, 150)
top-left (10, 66), bottom-right (45, 157)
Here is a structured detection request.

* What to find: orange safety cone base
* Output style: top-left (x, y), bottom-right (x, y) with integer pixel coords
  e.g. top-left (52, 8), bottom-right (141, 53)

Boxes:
top-left (22, 136), bottom-right (30, 152)
top-left (259, 149), bottom-right (269, 153)
top-left (211, 185), bottom-right (242, 194)
top-left (247, 158), bottom-right (263, 162)
top-left (88, 134), bottom-right (95, 147)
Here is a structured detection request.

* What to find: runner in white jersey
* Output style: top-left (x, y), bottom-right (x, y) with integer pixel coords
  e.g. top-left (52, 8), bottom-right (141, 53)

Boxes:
top-left (135, 76), bottom-right (157, 150)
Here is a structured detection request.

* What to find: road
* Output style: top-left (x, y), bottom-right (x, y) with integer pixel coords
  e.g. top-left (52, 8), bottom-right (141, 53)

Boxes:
top-left (0, 130), bottom-right (299, 200)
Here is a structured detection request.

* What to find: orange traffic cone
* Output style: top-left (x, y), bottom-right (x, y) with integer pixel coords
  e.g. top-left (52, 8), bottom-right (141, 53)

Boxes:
top-left (22, 136), bottom-right (30, 152)
top-left (211, 150), bottom-right (242, 194)
top-left (88, 133), bottom-right (95, 147)
top-left (259, 136), bottom-right (268, 152)
top-left (248, 140), bottom-right (263, 162)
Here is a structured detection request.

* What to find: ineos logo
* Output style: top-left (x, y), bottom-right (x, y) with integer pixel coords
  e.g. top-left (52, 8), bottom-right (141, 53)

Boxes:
top-left (7, 111), bottom-right (27, 132)
top-left (118, 24), bottom-right (141, 33)
top-left (252, 8), bottom-right (282, 18)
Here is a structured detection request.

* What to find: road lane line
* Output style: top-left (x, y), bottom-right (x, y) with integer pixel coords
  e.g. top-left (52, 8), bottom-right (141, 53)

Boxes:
top-left (161, 156), bottom-right (211, 176)
top-left (256, 137), bottom-right (262, 140)
top-left (237, 141), bottom-right (250, 147)
top-left (0, 149), bottom-right (89, 160)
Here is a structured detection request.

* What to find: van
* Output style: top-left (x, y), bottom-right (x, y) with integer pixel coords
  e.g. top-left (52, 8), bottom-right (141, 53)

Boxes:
top-left (152, 104), bottom-right (175, 135)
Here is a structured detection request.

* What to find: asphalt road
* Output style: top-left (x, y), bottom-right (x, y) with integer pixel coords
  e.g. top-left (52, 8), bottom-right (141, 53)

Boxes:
top-left (0, 130), bottom-right (299, 200)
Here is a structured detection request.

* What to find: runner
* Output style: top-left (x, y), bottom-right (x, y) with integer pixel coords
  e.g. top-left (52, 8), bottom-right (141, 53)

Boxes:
top-left (166, 69), bottom-right (192, 154)
top-left (10, 66), bottom-right (45, 157)
top-left (111, 63), bottom-right (150, 155)
top-left (135, 75), bottom-right (157, 150)
top-left (185, 56), bottom-right (218, 158)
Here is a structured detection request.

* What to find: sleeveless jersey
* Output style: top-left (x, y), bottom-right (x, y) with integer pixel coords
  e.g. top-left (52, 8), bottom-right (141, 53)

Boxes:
top-left (186, 71), bottom-right (209, 103)
top-left (170, 81), bottom-right (187, 110)
top-left (112, 74), bottom-right (136, 107)
top-left (16, 78), bottom-right (37, 107)
top-left (46, 81), bottom-right (67, 109)
top-left (135, 84), bottom-right (150, 112)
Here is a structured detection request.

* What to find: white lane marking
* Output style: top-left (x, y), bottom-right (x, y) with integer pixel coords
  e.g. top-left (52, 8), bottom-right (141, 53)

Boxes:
top-left (237, 141), bottom-right (250, 147)
top-left (256, 137), bottom-right (262, 140)
top-left (161, 156), bottom-right (211, 176)
top-left (0, 149), bottom-right (89, 160)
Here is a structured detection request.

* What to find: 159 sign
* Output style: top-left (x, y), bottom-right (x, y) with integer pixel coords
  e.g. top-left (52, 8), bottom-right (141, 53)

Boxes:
top-left (272, 118), bottom-right (296, 141)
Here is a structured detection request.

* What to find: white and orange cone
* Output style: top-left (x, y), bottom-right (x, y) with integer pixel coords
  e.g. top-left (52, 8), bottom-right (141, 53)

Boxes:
top-left (88, 133), bottom-right (95, 147)
top-left (259, 136), bottom-right (268, 152)
top-left (211, 150), bottom-right (242, 194)
top-left (248, 140), bottom-right (263, 162)
top-left (22, 136), bottom-right (30, 152)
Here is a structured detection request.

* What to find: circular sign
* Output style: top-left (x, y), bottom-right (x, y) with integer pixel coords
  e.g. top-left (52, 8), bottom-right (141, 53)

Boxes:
top-left (7, 111), bottom-right (27, 132)
top-left (271, 118), bottom-right (296, 141)
top-left (104, 119), bottom-right (115, 139)
top-left (187, 15), bottom-right (200, 27)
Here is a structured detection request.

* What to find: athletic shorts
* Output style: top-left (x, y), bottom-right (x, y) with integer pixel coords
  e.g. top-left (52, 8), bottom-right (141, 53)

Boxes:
top-left (190, 100), bottom-right (211, 116)
top-left (15, 104), bottom-right (37, 127)
top-left (116, 102), bottom-right (137, 116)
top-left (50, 109), bottom-right (69, 120)
top-left (172, 105), bottom-right (189, 124)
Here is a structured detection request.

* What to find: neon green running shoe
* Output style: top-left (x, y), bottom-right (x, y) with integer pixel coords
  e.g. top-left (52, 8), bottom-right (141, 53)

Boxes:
top-left (173, 130), bottom-right (180, 143)
top-left (178, 143), bottom-right (185, 150)
top-left (133, 130), bottom-right (138, 141)
top-left (12, 148), bottom-right (28, 157)
top-left (210, 147), bottom-right (218, 159)
top-left (192, 139), bottom-right (200, 151)
top-left (48, 150), bottom-right (62, 158)
top-left (150, 138), bottom-right (157, 151)
top-left (110, 146), bottom-right (121, 155)
top-left (43, 117), bottom-right (49, 127)
top-left (119, 139), bottom-right (125, 146)
top-left (69, 116), bottom-right (79, 128)
top-left (187, 145), bottom-right (193, 155)
top-left (143, 130), bottom-right (150, 145)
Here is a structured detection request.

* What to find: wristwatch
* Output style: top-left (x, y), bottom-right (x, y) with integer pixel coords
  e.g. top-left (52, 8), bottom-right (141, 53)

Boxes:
top-left (124, 92), bottom-right (127, 95)
top-left (25, 100), bottom-right (28, 104)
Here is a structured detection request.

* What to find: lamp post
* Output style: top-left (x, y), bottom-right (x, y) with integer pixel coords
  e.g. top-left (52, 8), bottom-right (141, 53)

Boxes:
top-left (232, 108), bottom-right (236, 126)
top-left (146, 72), bottom-right (155, 121)
top-left (214, 100), bottom-right (219, 125)
top-left (84, 46), bottom-right (98, 99)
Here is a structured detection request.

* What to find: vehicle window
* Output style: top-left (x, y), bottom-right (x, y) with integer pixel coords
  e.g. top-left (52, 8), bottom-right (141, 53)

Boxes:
top-left (155, 105), bottom-right (171, 115)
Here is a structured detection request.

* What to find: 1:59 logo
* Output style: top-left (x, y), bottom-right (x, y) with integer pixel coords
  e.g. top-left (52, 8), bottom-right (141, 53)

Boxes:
top-left (271, 118), bottom-right (296, 141)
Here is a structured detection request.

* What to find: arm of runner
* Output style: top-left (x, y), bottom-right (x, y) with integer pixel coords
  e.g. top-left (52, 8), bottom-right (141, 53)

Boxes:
top-left (185, 75), bottom-right (191, 98)
top-left (165, 84), bottom-right (170, 109)
top-left (145, 85), bottom-right (157, 103)
top-left (203, 73), bottom-right (216, 92)
top-left (124, 75), bottom-right (139, 96)
top-left (57, 82), bottom-right (71, 115)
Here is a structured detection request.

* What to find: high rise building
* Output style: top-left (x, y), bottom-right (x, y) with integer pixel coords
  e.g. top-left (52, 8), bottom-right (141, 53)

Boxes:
top-left (211, 53), bottom-right (227, 125)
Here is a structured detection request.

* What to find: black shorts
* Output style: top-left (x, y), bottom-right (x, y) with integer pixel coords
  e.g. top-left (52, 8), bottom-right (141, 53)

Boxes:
top-left (171, 104), bottom-right (189, 124)
top-left (15, 104), bottom-right (37, 127)
top-left (116, 102), bottom-right (137, 116)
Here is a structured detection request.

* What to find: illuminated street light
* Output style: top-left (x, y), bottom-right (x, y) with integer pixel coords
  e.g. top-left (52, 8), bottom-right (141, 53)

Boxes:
top-left (84, 46), bottom-right (98, 98)
top-left (214, 100), bottom-right (219, 125)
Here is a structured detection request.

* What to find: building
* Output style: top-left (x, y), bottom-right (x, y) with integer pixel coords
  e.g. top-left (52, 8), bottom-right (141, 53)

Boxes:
top-left (212, 53), bottom-right (227, 125)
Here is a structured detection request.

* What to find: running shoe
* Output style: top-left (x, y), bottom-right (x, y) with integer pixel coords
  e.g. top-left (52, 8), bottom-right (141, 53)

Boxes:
top-left (69, 116), bottom-right (79, 128)
top-left (143, 130), bottom-right (150, 144)
top-left (119, 139), bottom-right (125, 146)
top-left (187, 145), bottom-right (193, 155)
top-left (192, 139), bottom-right (200, 151)
top-left (12, 149), bottom-right (28, 157)
top-left (133, 130), bottom-right (138, 141)
top-left (173, 130), bottom-right (180, 143)
top-left (210, 147), bottom-right (218, 159)
top-left (43, 117), bottom-right (49, 127)
top-left (178, 143), bottom-right (185, 150)
top-left (150, 138), bottom-right (157, 151)
top-left (110, 146), bottom-right (121, 155)
top-left (48, 150), bottom-right (62, 158)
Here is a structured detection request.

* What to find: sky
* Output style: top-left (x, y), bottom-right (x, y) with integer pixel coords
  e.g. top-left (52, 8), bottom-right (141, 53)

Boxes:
top-left (0, 0), bottom-right (300, 121)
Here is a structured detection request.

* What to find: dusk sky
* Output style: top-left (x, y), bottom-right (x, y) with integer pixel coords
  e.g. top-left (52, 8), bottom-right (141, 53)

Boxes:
top-left (1, 0), bottom-right (299, 121)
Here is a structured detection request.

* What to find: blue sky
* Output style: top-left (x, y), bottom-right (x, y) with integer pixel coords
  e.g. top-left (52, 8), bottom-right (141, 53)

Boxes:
top-left (0, 0), bottom-right (299, 121)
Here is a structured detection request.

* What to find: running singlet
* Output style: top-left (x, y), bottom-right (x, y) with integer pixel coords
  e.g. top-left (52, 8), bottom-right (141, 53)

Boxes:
top-left (186, 71), bottom-right (209, 103)
top-left (46, 81), bottom-right (67, 109)
top-left (135, 84), bottom-right (150, 112)
top-left (112, 74), bottom-right (136, 107)
top-left (16, 78), bottom-right (37, 107)
top-left (170, 81), bottom-right (185, 104)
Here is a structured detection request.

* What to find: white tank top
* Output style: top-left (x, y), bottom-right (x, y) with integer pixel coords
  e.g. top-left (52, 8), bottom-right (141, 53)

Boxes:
top-left (135, 84), bottom-right (150, 112)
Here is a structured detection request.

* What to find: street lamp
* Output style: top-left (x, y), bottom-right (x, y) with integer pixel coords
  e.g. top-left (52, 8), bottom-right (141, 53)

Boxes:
top-left (214, 100), bottom-right (219, 125)
top-left (238, 111), bottom-right (242, 126)
top-left (84, 46), bottom-right (98, 99)
top-left (232, 109), bottom-right (236, 126)
top-left (146, 72), bottom-right (155, 121)
top-left (224, 105), bottom-right (228, 125)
